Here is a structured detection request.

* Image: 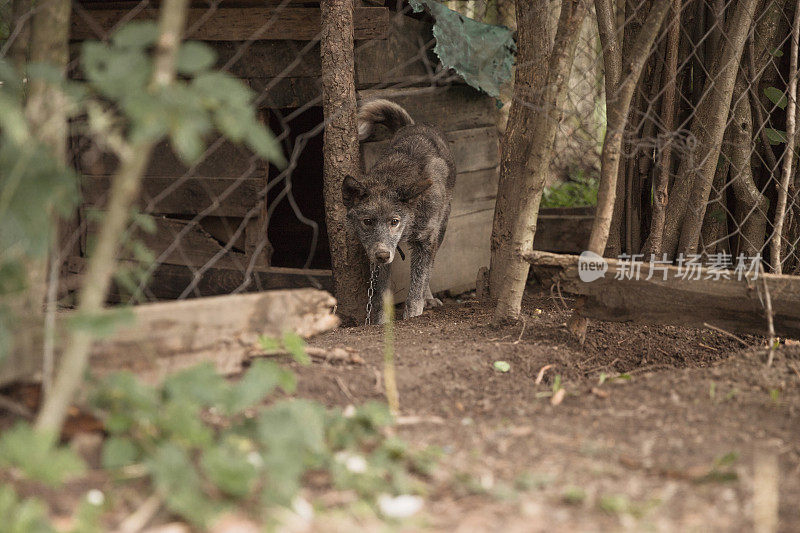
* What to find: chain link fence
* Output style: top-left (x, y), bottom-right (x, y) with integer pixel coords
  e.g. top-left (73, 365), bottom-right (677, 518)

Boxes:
top-left (7, 0), bottom-right (799, 311)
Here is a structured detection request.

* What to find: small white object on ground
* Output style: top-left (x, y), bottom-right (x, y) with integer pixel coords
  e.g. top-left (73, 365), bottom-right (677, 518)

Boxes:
top-left (86, 489), bottom-right (105, 506)
top-left (493, 360), bottom-right (511, 372)
top-left (377, 494), bottom-right (424, 518)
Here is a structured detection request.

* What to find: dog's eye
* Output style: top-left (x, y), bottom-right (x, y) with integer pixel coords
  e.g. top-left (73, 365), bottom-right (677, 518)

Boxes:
top-left (390, 217), bottom-right (400, 226)
top-left (362, 218), bottom-right (374, 227)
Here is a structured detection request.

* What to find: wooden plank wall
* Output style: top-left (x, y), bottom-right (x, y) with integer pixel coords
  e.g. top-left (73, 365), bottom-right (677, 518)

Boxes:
top-left (357, 86), bottom-right (500, 298)
top-left (70, 2), bottom-right (501, 301)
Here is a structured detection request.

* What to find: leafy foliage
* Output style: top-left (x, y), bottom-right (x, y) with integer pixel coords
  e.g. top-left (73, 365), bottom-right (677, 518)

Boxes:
top-left (0, 486), bottom-right (54, 533)
top-left (82, 345), bottom-right (435, 527)
top-left (1, 20), bottom-right (286, 363)
top-left (541, 170), bottom-right (599, 208)
top-left (0, 423), bottom-right (85, 485)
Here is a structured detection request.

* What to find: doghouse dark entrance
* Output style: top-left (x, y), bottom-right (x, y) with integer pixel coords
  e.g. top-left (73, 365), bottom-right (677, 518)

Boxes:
top-left (266, 106), bottom-right (331, 270)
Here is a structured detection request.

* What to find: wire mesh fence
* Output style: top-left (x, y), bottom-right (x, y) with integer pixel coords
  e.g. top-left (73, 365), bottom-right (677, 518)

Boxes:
top-left (53, 0), bottom-right (495, 306)
top-left (6, 0), bottom-right (800, 314)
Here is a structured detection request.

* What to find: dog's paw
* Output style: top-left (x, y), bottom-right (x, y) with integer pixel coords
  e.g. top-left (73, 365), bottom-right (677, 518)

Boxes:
top-left (403, 301), bottom-right (424, 319)
top-left (424, 297), bottom-right (443, 309)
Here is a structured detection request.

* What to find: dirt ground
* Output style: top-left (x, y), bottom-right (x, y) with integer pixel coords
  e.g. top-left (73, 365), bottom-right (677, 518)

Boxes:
top-left (290, 288), bottom-right (800, 532)
top-left (2, 288), bottom-right (798, 532)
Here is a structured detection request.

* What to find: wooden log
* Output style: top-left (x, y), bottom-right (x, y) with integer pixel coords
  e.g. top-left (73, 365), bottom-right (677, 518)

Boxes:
top-left (522, 250), bottom-right (800, 339)
top-left (66, 257), bottom-right (333, 301)
top-left (70, 7), bottom-right (389, 41)
top-left (1, 288), bottom-right (338, 387)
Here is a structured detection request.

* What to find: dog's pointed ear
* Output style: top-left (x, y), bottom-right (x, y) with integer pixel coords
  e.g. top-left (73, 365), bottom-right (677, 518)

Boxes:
top-left (398, 177), bottom-right (432, 203)
top-left (342, 175), bottom-right (367, 208)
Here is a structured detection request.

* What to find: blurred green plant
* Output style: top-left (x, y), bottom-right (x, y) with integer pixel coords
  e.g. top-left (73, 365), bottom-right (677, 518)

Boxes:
top-left (541, 169), bottom-right (599, 208)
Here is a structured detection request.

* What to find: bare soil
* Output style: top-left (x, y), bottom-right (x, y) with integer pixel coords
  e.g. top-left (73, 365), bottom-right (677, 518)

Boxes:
top-left (2, 288), bottom-right (798, 531)
top-left (291, 288), bottom-right (800, 532)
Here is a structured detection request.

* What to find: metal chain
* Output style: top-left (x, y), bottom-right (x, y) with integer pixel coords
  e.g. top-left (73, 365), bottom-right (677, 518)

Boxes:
top-left (364, 266), bottom-right (377, 326)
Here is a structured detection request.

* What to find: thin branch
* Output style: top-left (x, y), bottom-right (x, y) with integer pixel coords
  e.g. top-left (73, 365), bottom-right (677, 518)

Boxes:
top-left (648, 0), bottom-right (681, 255)
top-left (35, 0), bottom-right (190, 435)
top-left (587, 0), bottom-right (673, 256)
top-left (771, 0), bottom-right (800, 274)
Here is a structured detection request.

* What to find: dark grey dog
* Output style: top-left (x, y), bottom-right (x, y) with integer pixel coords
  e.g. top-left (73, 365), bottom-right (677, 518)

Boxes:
top-left (342, 99), bottom-right (456, 322)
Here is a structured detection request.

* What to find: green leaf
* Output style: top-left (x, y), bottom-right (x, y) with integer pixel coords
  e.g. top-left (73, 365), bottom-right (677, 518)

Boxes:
top-left (192, 71), bottom-right (254, 107)
top-left (169, 111), bottom-right (212, 164)
top-left (177, 41), bottom-right (217, 74)
top-left (200, 441), bottom-right (258, 498)
top-left (0, 59), bottom-right (24, 99)
top-left (257, 400), bottom-right (326, 456)
top-left (0, 422), bottom-right (86, 485)
top-left (0, 93), bottom-right (31, 145)
top-left (223, 359), bottom-right (296, 414)
top-left (770, 47), bottom-right (784, 57)
top-left (765, 127), bottom-right (788, 145)
top-left (81, 43), bottom-right (151, 98)
top-left (26, 62), bottom-right (64, 84)
top-left (282, 331), bottom-right (310, 365)
top-left (0, 486), bottom-right (54, 533)
top-left (67, 307), bottom-right (136, 338)
top-left (148, 443), bottom-right (216, 526)
top-left (111, 21), bottom-right (159, 49)
top-left (244, 122), bottom-right (286, 168)
top-left (213, 106), bottom-right (250, 142)
top-left (163, 363), bottom-right (227, 408)
top-left (159, 399), bottom-right (213, 448)
top-left (101, 436), bottom-right (140, 469)
top-left (89, 372), bottom-right (159, 434)
top-left (764, 86), bottom-right (788, 109)
top-left (131, 211), bottom-right (157, 234)
top-left (258, 335), bottom-right (282, 353)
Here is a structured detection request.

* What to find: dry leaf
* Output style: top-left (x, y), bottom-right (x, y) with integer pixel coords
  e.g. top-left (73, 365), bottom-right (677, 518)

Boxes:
top-left (551, 388), bottom-right (566, 406)
top-left (535, 364), bottom-right (555, 384)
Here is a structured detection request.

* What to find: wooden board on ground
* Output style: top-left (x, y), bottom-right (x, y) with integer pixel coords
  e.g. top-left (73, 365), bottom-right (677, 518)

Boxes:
top-left (71, 7), bottom-right (390, 41)
top-left (1, 289), bottom-right (338, 387)
top-left (523, 250), bottom-right (800, 339)
top-left (66, 258), bottom-right (333, 301)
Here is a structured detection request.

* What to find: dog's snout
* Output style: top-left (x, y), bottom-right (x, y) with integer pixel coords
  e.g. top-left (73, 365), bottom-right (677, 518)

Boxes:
top-left (375, 249), bottom-right (391, 263)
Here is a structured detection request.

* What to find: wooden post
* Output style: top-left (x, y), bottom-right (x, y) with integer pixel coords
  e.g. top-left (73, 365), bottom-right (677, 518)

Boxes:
top-left (320, 0), bottom-right (369, 325)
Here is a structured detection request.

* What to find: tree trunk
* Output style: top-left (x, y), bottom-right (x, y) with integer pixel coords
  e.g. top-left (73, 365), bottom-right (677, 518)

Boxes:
top-left (489, 1), bottom-right (553, 299)
top-left (646, 0), bottom-right (681, 256)
top-left (320, 0), bottom-right (369, 326)
top-left (586, 0), bottom-right (672, 256)
top-left (569, 0), bottom-right (672, 341)
top-left (491, 0), bottom-right (587, 322)
top-left (771, 0), bottom-right (800, 273)
top-left (659, 0), bottom-right (759, 257)
top-left (729, 73), bottom-right (769, 258)
top-left (699, 152), bottom-right (730, 255)
top-left (18, 0), bottom-right (71, 396)
top-left (35, 0), bottom-right (190, 435)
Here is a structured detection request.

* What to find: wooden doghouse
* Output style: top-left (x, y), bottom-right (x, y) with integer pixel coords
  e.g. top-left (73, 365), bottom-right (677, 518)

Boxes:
top-left (68, 0), bottom-right (500, 302)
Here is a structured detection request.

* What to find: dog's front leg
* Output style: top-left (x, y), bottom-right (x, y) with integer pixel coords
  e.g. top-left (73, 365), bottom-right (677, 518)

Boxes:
top-left (369, 263), bottom-right (392, 324)
top-left (404, 242), bottom-right (433, 319)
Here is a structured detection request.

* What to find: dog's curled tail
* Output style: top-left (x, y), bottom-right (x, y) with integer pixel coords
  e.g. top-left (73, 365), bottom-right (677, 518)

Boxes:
top-left (357, 99), bottom-right (415, 140)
